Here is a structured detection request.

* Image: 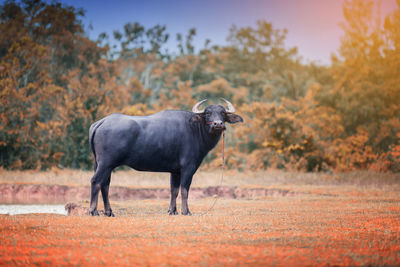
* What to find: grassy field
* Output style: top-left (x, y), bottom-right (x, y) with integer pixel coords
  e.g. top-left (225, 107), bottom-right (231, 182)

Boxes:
top-left (1, 168), bottom-right (399, 187)
top-left (0, 170), bottom-right (400, 266)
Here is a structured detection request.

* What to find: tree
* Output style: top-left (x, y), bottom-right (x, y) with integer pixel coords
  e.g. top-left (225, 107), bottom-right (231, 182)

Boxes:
top-left (0, 0), bottom-right (110, 169)
top-left (329, 0), bottom-right (400, 153)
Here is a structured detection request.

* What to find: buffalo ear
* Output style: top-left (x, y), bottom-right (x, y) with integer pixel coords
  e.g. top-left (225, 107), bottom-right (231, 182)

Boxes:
top-left (225, 113), bottom-right (243, 124)
top-left (189, 114), bottom-right (204, 123)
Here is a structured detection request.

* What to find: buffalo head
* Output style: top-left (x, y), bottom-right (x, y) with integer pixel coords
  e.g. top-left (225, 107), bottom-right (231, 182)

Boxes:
top-left (191, 98), bottom-right (243, 134)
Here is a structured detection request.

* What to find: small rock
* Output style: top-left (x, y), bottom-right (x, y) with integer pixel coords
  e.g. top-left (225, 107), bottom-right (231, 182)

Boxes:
top-left (65, 203), bottom-right (89, 216)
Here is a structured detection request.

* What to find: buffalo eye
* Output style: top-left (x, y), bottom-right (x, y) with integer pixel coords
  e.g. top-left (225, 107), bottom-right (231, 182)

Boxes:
top-left (189, 114), bottom-right (204, 123)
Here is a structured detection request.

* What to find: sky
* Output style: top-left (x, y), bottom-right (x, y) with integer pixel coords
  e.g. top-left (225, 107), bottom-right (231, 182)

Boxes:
top-left (55, 0), bottom-right (398, 65)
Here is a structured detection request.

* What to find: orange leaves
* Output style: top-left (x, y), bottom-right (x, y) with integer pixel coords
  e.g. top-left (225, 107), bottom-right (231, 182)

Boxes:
top-left (122, 103), bottom-right (149, 116)
top-left (392, 144), bottom-right (400, 158)
top-left (370, 136), bottom-right (400, 172)
top-left (51, 152), bottom-right (64, 161)
top-left (233, 96), bottom-right (341, 171)
top-left (332, 128), bottom-right (377, 172)
top-left (0, 37), bottom-right (58, 169)
top-left (197, 77), bottom-right (234, 98)
top-left (36, 121), bottom-right (47, 131)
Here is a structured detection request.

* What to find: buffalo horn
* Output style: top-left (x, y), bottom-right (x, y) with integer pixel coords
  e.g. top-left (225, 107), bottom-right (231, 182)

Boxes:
top-left (192, 99), bottom-right (208, 113)
top-left (221, 98), bottom-right (235, 113)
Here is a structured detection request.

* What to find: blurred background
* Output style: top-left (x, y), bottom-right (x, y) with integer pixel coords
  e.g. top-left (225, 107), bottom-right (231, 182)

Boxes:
top-left (0, 0), bottom-right (399, 173)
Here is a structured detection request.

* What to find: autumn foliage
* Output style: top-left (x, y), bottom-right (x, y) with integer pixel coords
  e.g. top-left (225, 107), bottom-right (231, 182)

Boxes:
top-left (0, 0), bottom-right (399, 172)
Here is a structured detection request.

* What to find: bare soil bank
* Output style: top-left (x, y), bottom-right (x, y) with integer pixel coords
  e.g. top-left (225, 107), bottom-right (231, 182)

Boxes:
top-left (0, 183), bottom-right (297, 204)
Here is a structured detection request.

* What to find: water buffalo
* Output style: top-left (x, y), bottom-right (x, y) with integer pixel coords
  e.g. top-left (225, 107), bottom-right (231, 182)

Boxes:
top-left (88, 99), bottom-right (243, 216)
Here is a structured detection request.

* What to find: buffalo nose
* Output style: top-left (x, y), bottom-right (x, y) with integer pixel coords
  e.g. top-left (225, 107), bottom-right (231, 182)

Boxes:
top-left (213, 120), bottom-right (223, 126)
top-left (212, 120), bottom-right (225, 129)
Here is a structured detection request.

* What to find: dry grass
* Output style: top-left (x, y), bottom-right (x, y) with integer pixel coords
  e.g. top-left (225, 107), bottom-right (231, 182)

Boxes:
top-left (1, 168), bottom-right (399, 188)
top-left (1, 170), bottom-right (400, 265)
top-left (1, 191), bottom-right (400, 266)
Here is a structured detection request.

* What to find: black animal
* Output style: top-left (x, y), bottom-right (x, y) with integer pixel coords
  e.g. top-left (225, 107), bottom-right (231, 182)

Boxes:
top-left (88, 99), bottom-right (243, 216)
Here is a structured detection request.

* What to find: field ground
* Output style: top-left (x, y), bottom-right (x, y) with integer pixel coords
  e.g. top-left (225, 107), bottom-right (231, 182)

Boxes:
top-left (0, 170), bottom-right (400, 266)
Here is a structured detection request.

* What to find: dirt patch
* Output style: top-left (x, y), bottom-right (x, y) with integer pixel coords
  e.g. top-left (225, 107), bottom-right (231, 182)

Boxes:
top-left (0, 184), bottom-right (298, 204)
top-left (0, 184), bottom-right (87, 204)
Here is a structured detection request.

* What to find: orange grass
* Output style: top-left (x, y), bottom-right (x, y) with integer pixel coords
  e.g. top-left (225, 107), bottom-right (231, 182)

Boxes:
top-left (1, 192), bottom-right (400, 266)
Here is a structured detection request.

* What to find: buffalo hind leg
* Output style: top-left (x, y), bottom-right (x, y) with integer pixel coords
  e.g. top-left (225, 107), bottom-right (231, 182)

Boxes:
top-left (89, 166), bottom-right (112, 216)
top-left (168, 173), bottom-right (180, 215)
top-left (101, 175), bottom-right (114, 217)
top-left (181, 173), bottom-right (193, 216)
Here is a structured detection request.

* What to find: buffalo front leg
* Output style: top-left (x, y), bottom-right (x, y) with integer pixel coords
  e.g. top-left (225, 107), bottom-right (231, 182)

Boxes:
top-left (89, 166), bottom-right (111, 216)
top-left (168, 173), bottom-right (180, 215)
top-left (101, 175), bottom-right (114, 217)
top-left (181, 174), bottom-right (193, 216)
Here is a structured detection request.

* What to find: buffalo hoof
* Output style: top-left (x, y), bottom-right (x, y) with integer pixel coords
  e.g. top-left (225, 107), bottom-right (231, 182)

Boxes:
top-left (89, 209), bottom-right (99, 216)
top-left (168, 208), bottom-right (178, 215)
top-left (181, 210), bottom-right (192, 216)
top-left (105, 210), bottom-right (115, 217)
